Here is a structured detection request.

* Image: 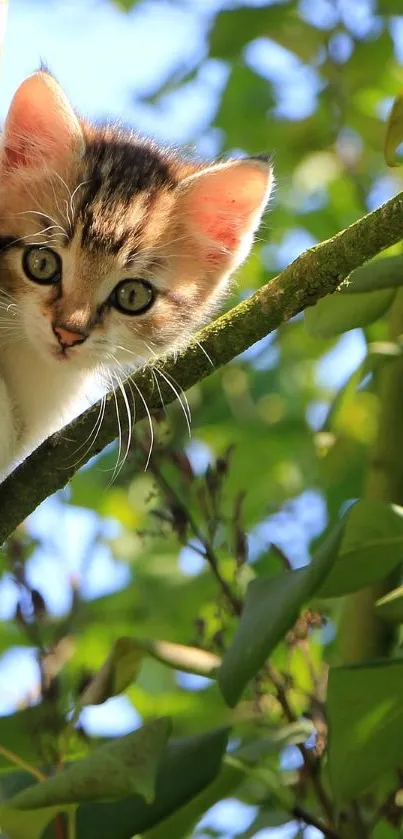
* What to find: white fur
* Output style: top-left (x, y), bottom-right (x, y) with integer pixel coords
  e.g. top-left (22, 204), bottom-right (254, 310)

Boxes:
top-left (0, 340), bottom-right (98, 479)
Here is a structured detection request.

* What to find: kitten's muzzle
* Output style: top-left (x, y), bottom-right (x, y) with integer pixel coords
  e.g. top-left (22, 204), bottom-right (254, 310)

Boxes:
top-left (52, 323), bottom-right (89, 350)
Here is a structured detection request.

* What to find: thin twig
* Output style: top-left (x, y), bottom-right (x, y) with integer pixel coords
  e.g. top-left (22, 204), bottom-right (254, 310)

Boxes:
top-left (55, 814), bottom-right (66, 839)
top-left (148, 454), bottom-right (243, 615)
top-left (0, 744), bottom-right (45, 782)
top-left (293, 804), bottom-right (341, 839)
top-left (266, 663), bottom-right (335, 827)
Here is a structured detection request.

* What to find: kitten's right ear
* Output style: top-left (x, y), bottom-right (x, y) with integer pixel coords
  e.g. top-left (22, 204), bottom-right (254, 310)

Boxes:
top-left (1, 72), bottom-right (83, 172)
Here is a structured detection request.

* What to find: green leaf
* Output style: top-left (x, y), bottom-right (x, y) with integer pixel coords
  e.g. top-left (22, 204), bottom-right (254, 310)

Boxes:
top-left (0, 804), bottom-right (68, 839)
top-left (316, 501), bottom-right (403, 598)
top-left (113, 0), bottom-right (140, 10)
top-left (364, 341), bottom-right (403, 377)
top-left (80, 638), bottom-right (221, 706)
top-left (140, 639), bottom-right (221, 677)
top-left (209, 5), bottom-right (288, 60)
top-left (0, 704), bottom-right (70, 774)
top-left (144, 757), bottom-right (244, 839)
top-left (209, 2), bottom-right (322, 63)
top-left (79, 636), bottom-right (145, 706)
top-left (9, 718), bottom-right (171, 809)
top-left (236, 807), bottom-right (290, 839)
top-left (215, 64), bottom-right (275, 153)
top-left (305, 287), bottom-right (395, 338)
top-left (378, 0), bottom-right (403, 9)
top-left (328, 660), bottom-right (403, 801)
top-left (304, 256), bottom-right (403, 340)
top-left (75, 728), bottom-right (229, 839)
top-left (385, 94), bottom-right (403, 167)
top-left (375, 586), bottom-right (403, 623)
top-left (344, 256), bottom-right (403, 292)
top-left (217, 518), bottom-right (343, 707)
top-left (372, 822), bottom-right (401, 839)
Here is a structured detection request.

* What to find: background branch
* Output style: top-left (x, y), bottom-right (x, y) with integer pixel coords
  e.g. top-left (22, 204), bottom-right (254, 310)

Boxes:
top-left (0, 189), bottom-right (403, 541)
top-left (339, 285), bottom-right (403, 662)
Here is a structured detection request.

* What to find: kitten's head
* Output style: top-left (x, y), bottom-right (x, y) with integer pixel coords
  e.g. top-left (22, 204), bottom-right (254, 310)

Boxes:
top-left (0, 71), bottom-right (274, 372)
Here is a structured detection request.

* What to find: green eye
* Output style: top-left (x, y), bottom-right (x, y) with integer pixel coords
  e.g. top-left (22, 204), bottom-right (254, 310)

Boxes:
top-left (23, 246), bottom-right (61, 285)
top-left (111, 279), bottom-right (155, 315)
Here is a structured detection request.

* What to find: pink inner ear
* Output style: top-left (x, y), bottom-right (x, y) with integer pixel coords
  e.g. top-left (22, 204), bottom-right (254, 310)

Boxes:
top-left (183, 161), bottom-right (272, 262)
top-left (2, 73), bottom-right (82, 171)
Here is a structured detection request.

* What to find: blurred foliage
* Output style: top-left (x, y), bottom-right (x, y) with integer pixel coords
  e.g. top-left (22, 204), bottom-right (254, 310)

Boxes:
top-left (2, 0), bottom-right (403, 838)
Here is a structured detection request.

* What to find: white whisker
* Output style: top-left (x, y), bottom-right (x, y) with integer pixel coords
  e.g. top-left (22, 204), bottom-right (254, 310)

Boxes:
top-left (107, 354), bottom-right (133, 482)
top-left (51, 171), bottom-right (74, 229)
top-left (140, 339), bottom-right (191, 434)
top-left (130, 377), bottom-right (154, 471)
top-left (65, 392), bottom-right (107, 468)
top-left (4, 226), bottom-right (64, 248)
top-left (194, 339), bottom-right (215, 368)
top-left (0, 289), bottom-right (18, 303)
top-left (153, 365), bottom-right (191, 437)
top-left (108, 370), bottom-right (123, 484)
top-left (151, 367), bottom-right (167, 416)
top-left (14, 210), bottom-right (68, 237)
top-left (69, 179), bottom-right (89, 219)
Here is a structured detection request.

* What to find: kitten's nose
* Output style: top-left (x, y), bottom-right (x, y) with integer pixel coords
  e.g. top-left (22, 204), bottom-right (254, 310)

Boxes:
top-left (53, 324), bottom-right (88, 349)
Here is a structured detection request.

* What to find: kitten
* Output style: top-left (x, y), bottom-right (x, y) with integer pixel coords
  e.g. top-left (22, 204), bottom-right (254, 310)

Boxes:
top-left (0, 71), bottom-right (273, 477)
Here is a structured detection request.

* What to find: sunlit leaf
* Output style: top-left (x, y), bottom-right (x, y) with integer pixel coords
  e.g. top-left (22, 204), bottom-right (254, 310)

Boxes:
top-left (316, 501), bottom-right (403, 598)
top-left (79, 637), bottom-right (221, 706)
top-left (305, 287), bottom-right (395, 338)
top-left (328, 661), bottom-right (403, 801)
top-left (141, 639), bottom-right (221, 676)
top-left (79, 637), bottom-right (145, 706)
top-left (343, 256), bottom-right (403, 292)
top-left (385, 94), bottom-right (403, 166)
top-left (9, 718), bottom-right (171, 808)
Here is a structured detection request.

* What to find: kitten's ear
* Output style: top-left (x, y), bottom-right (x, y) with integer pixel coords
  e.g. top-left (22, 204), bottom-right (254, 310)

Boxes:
top-left (1, 71), bottom-right (83, 171)
top-left (177, 157), bottom-right (273, 275)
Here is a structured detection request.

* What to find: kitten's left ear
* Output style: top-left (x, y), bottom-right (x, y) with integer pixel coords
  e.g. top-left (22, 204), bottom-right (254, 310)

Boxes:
top-left (177, 157), bottom-right (274, 278)
top-left (1, 71), bottom-right (84, 172)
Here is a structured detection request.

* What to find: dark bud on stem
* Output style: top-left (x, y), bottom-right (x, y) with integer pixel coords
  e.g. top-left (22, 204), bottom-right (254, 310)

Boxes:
top-left (31, 589), bottom-right (46, 621)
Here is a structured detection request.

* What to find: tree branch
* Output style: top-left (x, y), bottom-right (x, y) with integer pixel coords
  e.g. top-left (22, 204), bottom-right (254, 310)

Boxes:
top-left (1, 190), bottom-right (403, 541)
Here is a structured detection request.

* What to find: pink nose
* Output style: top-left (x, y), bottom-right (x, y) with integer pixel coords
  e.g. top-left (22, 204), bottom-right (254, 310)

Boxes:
top-left (53, 325), bottom-right (88, 349)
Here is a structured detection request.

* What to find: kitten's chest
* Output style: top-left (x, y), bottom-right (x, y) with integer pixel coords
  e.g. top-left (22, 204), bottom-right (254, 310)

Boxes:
top-left (0, 342), bottom-right (96, 455)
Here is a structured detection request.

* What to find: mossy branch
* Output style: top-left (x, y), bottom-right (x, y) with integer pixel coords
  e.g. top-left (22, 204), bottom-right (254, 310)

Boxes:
top-left (1, 190), bottom-right (403, 542)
